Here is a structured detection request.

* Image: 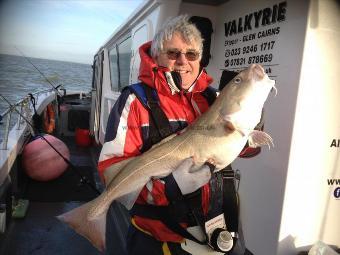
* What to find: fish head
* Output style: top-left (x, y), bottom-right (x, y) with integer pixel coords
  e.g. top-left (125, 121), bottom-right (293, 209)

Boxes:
top-left (219, 64), bottom-right (276, 129)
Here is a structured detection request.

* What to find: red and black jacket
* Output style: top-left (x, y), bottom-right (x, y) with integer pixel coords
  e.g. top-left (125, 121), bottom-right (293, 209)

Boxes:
top-left (98, 41), bottom-right (259, 242)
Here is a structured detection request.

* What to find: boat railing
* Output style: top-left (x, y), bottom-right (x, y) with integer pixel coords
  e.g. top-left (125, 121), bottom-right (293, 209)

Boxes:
top-left (0, 88), bottom-right (55, 150)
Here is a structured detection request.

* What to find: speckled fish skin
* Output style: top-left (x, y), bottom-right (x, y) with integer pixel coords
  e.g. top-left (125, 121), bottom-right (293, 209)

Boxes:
top-left (57, 64), bottom-right (276, 252)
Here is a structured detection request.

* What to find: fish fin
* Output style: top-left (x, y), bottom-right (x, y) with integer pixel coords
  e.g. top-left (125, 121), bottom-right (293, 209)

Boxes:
top-left (116, 186), bottom-right (144, 210)
top-left (225, 120), bottom-right (236, 132)
top-left (57, 202), bottom-right (106, 252)
top-left (221, 113), bottom-right (237, 132)
top-left (248, 130), bottom-right (274, 149)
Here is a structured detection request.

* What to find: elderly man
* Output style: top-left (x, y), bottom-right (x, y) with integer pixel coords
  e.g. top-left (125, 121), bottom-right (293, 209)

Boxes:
top-left (99, 15), bottom-right (255, 255)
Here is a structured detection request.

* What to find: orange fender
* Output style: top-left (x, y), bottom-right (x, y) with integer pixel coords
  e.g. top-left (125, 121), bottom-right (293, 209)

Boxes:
top-left (43, 104), bottom-right (55, 134)
top-left (22, 135), bottom-right (70, 181)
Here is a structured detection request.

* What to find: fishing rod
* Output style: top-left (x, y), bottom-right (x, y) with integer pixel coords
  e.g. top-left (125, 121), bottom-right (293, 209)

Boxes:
top-left (14, 46), bottom-right (64, 97)
top-left (0, 94), bottom-right (101, 195)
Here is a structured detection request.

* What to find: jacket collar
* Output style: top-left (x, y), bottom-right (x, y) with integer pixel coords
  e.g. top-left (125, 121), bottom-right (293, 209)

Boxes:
top-left (138, 41), bottom-right (213, 96)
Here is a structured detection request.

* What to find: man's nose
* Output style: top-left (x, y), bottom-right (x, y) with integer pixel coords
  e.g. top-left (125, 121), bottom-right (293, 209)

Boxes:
top-left (176, 53), bottom-right (188, 65)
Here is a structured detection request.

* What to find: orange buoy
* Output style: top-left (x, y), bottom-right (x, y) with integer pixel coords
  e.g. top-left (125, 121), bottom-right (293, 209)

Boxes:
top-left (43, 104), bottom-right (55, 134)
top-left (22, 134), bottom-right (70, 181)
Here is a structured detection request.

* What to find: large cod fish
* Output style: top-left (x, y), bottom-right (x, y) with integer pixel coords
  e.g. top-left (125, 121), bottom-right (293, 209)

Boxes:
top-left (57, 64), bottom-right (276, 252)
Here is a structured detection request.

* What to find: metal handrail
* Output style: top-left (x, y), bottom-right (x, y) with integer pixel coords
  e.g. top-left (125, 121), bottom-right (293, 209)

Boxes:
top-left (0, 88), bottom-right (54, 150)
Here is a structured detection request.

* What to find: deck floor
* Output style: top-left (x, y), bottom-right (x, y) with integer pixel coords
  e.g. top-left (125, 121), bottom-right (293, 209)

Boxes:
top-left (1, 202), bottom-right (102, 255)
top-left (0, 135), bottom-right (129, 255)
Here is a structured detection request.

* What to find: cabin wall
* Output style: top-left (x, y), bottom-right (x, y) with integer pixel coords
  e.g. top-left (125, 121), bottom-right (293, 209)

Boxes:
top-left (278, 0), bottom-right (340, 253)
top-left (207, 0), bottom-right (340, 254)
top-left (205, 0), bottom-right (311, 254)
top-left (98, 48), bottom-right (115, 144)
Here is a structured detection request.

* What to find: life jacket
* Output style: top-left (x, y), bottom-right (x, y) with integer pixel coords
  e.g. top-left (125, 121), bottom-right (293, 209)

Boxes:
top-left (126, 82), bottom-right (241, 253)
top-left (125, 82), bottom-right (218, 151)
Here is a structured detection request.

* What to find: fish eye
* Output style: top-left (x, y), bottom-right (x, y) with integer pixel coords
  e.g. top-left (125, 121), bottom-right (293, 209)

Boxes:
top-left (234, 77), bottom-right (242, 84)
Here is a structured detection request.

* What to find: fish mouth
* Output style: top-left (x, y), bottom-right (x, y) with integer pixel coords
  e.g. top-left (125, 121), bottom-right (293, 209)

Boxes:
top-left (267, 78), bottom-right (277, 96)
top-left (261, 69), bottom-right (277, 97)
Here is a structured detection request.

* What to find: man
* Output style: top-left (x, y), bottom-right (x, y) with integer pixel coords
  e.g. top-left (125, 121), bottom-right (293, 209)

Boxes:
top-left (98, 15), bottom-right (255, 255)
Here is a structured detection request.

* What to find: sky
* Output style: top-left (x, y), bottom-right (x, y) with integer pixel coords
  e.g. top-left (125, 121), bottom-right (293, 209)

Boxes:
top-left (0, 0), bottom-right (145, 64)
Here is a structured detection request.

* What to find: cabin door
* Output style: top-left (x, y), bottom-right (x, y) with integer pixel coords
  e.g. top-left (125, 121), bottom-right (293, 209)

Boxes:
top-left (90, 52), bottom-right (103, 144)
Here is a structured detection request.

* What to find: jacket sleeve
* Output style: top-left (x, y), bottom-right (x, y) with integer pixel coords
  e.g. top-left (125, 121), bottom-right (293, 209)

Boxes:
top-left (97, 88), bottom-right (173, 206)
top-left (97, 89), bottom-right (143, 182)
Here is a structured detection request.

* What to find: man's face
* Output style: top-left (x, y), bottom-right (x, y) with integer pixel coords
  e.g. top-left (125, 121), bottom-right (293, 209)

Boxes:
top-left (156, 32), bottom-right (201, 90)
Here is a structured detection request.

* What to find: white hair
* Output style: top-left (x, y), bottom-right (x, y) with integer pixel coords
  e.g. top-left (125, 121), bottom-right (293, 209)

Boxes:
top-left (151, 15), bottom-right (203, 59)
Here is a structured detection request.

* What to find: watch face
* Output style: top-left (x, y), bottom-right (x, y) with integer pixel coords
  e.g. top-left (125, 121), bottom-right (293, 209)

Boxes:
top-left (216, 230), bottom-right (233, 252)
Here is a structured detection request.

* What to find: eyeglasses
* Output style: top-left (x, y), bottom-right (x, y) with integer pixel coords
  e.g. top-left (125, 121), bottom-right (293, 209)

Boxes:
top-left (163, 49), bottom-right (200, 61)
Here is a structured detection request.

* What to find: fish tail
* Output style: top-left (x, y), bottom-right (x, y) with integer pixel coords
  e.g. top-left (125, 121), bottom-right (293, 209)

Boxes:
top-left (57, 202), bottom-right (107, 252)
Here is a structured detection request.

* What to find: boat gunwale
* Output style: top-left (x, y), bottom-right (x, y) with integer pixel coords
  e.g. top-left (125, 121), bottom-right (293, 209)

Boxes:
top-left (0, 90), bottom-right (57, 186)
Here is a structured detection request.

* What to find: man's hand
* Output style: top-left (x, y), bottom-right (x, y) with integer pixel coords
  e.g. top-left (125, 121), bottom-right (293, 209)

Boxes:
top-left (172, 158), bottom-right (212, 195)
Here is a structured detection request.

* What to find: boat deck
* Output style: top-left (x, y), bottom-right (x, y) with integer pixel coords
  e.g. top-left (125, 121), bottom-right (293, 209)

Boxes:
top-left (0, 135), bottom-right (130, 255)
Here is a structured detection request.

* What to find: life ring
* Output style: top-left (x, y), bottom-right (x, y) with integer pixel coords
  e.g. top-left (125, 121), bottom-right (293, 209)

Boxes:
top-left (43, 104), bottom-right (55, 134)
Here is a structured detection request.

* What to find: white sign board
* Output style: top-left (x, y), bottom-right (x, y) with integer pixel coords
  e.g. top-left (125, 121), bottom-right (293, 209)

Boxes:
top-left (222, 1), bottom-right (287, 78)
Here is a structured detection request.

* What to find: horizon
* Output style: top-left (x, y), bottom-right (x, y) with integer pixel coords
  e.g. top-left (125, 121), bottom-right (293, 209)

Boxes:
top-left (0, 0), bottom-right (145, 65)
top-left (0, 52), bottom-right (92, 66)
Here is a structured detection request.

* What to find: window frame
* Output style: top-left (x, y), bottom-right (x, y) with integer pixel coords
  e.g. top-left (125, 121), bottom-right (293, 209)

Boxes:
top-left (108, 33), bottom-right (132, 92)
top-left (108, 44), bottom-right (120, 92)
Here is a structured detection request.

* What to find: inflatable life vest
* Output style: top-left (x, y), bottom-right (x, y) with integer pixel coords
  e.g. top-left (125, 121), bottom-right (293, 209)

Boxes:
top-left (43, 104), bottom-right (55, 134)
top-left (127, 82), bottom-right (241, 253)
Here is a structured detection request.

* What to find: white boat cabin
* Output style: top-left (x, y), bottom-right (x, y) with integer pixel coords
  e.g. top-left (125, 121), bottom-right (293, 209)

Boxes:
top-left (90, 0), bottom-right (340, 254)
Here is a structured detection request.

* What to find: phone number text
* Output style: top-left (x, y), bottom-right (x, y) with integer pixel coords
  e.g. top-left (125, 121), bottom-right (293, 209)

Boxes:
top-left (225, 41), bottom-right (275, 58)
top-left (224, 54), bottom-right (273, 67)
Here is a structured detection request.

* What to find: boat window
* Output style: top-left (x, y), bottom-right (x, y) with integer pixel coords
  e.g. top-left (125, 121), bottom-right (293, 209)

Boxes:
top-left (130, 24), bottom-right (148, 84)
top-left (109, 46), bottom-right (119, 91)
top-left (91, 58), bottom-right (97, 89)
top-left (117, 36), bottom-right (132, 90)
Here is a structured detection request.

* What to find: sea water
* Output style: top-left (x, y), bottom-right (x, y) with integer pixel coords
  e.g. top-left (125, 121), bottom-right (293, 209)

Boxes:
top-left (0, 54), bottom-right (92, 139)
